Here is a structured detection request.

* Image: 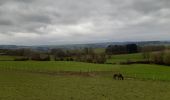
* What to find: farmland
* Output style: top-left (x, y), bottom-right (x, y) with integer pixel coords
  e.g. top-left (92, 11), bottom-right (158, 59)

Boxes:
top-left (0, 0), bottom-right (169, 99)
top-left (1, 54), bottom-right (170, 100)
top-left (0, 55), bottom-right (16, 61)
top-left (107, 53), bottom-right (144, 64)
top-left (0, 61), bottom-right (118, 72)
top-left (0, 61), bottom-right (170, 80)
top-left (0, 66), bottom-right (170, 100)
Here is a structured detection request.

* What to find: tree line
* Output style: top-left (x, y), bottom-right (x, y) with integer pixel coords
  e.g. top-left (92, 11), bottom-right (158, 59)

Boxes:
top-left (105, 44), bottom-right (138, 55)
top-left (142, 46), bottom-right (170, 65)
top-left (51, 48), bottom-right (107, 64)
top-left (0, 44), bottom-right (169, 65)
top-left (0, 48), bottom-right (107, 64)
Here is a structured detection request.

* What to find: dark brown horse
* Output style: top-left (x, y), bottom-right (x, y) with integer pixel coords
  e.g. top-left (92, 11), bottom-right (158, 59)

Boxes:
top-left (113, 73), bottom-right (124, 80)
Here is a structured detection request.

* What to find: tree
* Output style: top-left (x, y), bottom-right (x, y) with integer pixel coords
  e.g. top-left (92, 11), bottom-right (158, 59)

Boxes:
top-left (126, 44), bottom-right (138, 53)
top-left (142, 52), bottom-right (150, 61)
top-left (51, 49), bottom-right (66, 60)
top-left (105, 45), bottom-right (127, 55)
top-left (150, 51), bottom-right (164, 64)
top-left (163, 51), bottom-right (170, 65)
top-left (141, 45), bottom-right (165, 52)
top-left (31, 53), bottom-right (41, 61)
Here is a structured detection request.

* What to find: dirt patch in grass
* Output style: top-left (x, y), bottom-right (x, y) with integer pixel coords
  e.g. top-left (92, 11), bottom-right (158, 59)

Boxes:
top-left (2, 69), bottom-right (136, 80)
top-left (27, 70), bottom-right (98, 77)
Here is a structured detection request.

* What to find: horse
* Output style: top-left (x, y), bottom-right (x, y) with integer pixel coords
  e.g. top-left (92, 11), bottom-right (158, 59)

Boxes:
top-left (113, 73), bottom-right (124, 80)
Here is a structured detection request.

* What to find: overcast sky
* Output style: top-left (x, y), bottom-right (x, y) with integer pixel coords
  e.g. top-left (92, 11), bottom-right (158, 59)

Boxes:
top-left (0, 0), bottom-right (170, 45)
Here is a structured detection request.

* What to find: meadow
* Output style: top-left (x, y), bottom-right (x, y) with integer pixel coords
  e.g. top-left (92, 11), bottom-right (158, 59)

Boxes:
top-left (106, 53), bottom-right (144, 64)
top-left (0, 55), bottom-right (16, 61)
top-left (0, 61), bottom-right (170, 80)
top-left (1, 70), bottom-right (170, 100)
top-left (1, 55), bottom-right (170, 100)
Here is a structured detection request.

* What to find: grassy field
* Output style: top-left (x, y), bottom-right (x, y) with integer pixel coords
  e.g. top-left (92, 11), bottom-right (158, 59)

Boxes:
top-left (0, 55), bottom-right (16, 61)
top-left (0, 61), bottom-right (170, 80)
top-left (0, 61), bottom-right (119, 72)
top-left (1, 58), bottom-right (170, 99)
top-left (107, 53), bottom-right (144, 64)
top-left (94, 48), bottom-right (105, 53)
top-left (0, 70), bottom-right (170, 100)
top-left (120, 64), bottom-right (170, 80)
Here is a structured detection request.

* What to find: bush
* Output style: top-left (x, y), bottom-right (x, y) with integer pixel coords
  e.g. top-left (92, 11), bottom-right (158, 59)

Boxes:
top-left (150, 52), bottom-right (164, 64)
top-left (31, 53), bottom-right (50, 61)
top-left (14, 57), bottom-right (29, 61)
top-left (163, 51), bottom-right (170, 65)
top-left (149, 51), bottom-right (170, 65)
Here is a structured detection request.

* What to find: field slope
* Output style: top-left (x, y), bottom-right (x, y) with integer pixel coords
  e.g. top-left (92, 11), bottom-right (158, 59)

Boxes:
top-left (0, 61), bottom-right (170, 100)
top-left (0, 70), bottom-right (170, 100)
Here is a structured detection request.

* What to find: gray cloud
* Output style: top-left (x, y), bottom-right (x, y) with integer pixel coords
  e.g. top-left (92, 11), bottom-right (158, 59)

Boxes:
top-left (131, 0), bottom-right (170, 14)
top-left (0, 19), bottom-right (13, 26)
top-left (0, 0), bottom-right (170, 45)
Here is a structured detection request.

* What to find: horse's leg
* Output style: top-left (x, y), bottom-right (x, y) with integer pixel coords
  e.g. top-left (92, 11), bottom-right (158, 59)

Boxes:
top-left (115, 76), bottom-right (117, 80)
top-left (114, 74), bottom-right (117, 80)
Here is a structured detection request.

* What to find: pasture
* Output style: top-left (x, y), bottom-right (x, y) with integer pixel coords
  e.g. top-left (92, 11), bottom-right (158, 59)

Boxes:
top-left (94, 48), bottom-right (105, 53)
top-left (107, 53), bottom-right (144, 64)
top-left (0, 69), bottom-right (170, 100)
top-left (0, 55), bottom-right (16, 61)
top-left (0, 61), bottom-right (170, 100)
top-left (0, 61), bottom-right (170, 80)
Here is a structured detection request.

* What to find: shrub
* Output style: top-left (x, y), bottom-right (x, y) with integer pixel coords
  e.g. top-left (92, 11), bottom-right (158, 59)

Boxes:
top-left (163, 51), bottom-right (170, 65)
top-left (14, 57), bottom-right (29, 61)
top-left (150, 52), bottom-right (164, 64)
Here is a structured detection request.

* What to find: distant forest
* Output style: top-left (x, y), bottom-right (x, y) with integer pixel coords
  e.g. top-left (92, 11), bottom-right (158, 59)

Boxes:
top-left (0, 42), bottom-right (170, 65)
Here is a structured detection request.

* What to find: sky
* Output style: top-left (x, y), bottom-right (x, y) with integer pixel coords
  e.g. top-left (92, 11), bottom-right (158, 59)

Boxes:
top-left (0, 0), bottom-right (170, 45)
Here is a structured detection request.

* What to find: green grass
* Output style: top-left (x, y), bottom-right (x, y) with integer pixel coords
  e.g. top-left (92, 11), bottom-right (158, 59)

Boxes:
top-left (0, 61), bottom-right (170, 80)
top-left (94, 48), bottom-right (105, 53)
top-left (1, 52), bottom-right (170, 99)
top-left (0, 55), bottom-right (16, 61)
top-left (1, 61), bottom-right (170, 99)
top-left (0, 61), bottom-right (119, 72)
top-left (119, 64), bottom-right (170, 80)
top-left (105, 53), bottom-right (170, 80)
top-left (107, 53), bottom-right (144, 64)
top-left (0, 70), bottom-right (170, 100)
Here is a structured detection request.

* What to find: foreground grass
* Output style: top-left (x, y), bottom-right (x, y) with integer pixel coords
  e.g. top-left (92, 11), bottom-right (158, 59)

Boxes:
top-left (0, 70), bottom-right (170, 100)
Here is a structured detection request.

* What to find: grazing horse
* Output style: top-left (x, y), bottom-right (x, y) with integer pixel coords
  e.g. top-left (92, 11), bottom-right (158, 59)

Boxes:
top-left (113, 73), bottom-right (124, 80)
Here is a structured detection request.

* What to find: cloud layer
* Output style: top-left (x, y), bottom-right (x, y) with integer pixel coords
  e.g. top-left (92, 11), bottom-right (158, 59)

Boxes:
top-left (0, 0), bottom-right (170, 45)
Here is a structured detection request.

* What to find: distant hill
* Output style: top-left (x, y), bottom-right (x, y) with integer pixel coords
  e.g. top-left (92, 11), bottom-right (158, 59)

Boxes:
top-left (0, 41), bottom-right (170, 51)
